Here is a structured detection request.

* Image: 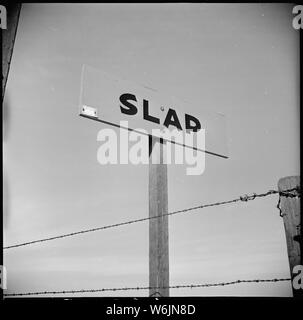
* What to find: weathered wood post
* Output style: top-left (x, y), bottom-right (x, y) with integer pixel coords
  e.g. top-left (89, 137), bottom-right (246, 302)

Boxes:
top-left (278, 176), bottom-right (301, 297)
top-left (149, 136), bottom-right (169, 297)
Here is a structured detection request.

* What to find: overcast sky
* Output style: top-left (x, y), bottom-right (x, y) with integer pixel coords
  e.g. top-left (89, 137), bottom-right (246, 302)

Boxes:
top-left (3, 3), bottom-right (300, 297)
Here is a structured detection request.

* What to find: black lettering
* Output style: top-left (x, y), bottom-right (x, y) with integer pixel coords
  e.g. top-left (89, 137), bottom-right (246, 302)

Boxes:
top-left (143, 99), bottom-right (160, 124)
top-left (185, 114), bottom-right (201, 132)
top-left (163, 108), bottom-right (182, 130)
top-left (119, 93), bottom-right (138, 115)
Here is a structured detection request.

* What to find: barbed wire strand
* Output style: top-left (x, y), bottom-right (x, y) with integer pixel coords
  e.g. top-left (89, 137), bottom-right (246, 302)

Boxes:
top-left (4, 187), bottom-right (300, 250)
top-left (277, 186), bottom-right (301, 217)
top-left (4, 278), bottom-right (291, 297)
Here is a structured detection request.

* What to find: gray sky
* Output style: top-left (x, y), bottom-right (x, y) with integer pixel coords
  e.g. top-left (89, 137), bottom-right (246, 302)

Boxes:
top-left (3, 3), bottom-right (300, 297)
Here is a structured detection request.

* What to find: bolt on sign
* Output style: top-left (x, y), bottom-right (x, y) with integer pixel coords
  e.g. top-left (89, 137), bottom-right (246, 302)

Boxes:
top-left (79, 64), bottom-right (228, 158)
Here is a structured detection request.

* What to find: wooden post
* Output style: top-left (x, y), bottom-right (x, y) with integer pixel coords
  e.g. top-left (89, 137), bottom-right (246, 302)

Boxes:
top-left (149, 136), bottom-right (169, 297)
top-left (2, 3), bottom-right (22, 100)
top-left (278, 176), bottom-right (301, 297)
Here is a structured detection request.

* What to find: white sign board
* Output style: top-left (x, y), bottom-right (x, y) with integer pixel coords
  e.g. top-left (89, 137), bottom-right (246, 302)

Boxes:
top-left (79, 64), bottom-right (228, 158)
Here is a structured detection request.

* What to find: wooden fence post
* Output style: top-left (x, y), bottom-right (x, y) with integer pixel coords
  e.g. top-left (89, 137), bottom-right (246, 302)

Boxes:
top-left (278, 176), bottom-right (301, 297)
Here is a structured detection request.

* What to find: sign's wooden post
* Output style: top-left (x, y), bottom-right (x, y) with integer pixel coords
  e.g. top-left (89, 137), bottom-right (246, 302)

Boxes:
top-left (149, 136), bottom-right (169, 297)
top-left (278, 176), bottom-right (301, 297)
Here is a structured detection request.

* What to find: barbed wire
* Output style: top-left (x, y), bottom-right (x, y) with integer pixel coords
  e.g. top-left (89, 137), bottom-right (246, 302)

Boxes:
top-left (3, 278), bottom-right (291, 297)
top-left (4, 187), bottom-right (300, 250)
top-left (277, 186), bottom-right (301, 217)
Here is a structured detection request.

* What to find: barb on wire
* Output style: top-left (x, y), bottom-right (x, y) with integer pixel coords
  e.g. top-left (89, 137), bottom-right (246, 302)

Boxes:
top-left (149, 291), bottom-right (162, 297)
top-left (4, 187), bottom-right (300, 250)
top-left (3, 278), bottom-right (291, 297)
